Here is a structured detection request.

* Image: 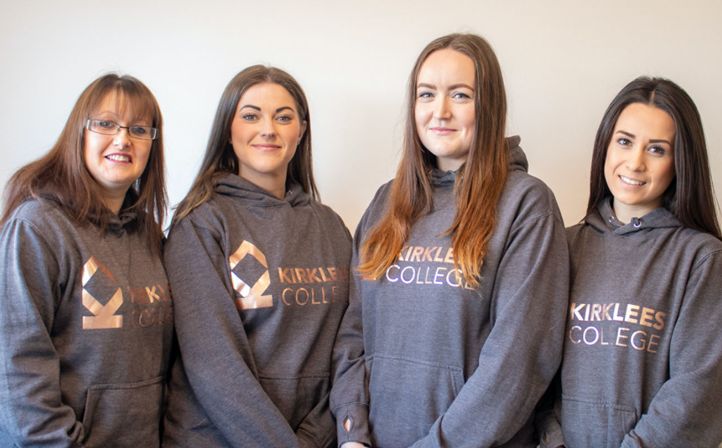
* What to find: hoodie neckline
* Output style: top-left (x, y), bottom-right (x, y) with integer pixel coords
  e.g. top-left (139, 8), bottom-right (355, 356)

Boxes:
top-left (428, 135), bottom-right (527, 188)
top-left (586, 199), bottom-right (681, 235)
top-left (213, 173), bottom-right (311, 207)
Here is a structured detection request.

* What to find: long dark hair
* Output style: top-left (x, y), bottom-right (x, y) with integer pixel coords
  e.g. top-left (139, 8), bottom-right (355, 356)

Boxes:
top-left (1, 73), bottom-right (167, 252)
top-left (358, 33), bottom-right (509, 287)
top-left (173, 65), bottom-right (317, 223)
top-left (588, 76), bottom-right (720, 239)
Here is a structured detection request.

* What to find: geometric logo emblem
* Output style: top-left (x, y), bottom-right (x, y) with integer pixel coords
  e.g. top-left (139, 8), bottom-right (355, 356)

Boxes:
top-left (81, 256), bottom-right (123, 329)
top-left (228, 240), bottom-right (273, 310)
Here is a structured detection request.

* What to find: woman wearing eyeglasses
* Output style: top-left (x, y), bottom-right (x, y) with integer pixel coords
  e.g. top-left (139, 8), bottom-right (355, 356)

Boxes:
top-left (0, 74), bottom-right (172, 447)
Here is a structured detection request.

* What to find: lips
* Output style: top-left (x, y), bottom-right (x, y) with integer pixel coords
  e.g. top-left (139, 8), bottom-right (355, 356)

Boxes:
top-left (105, 153), bottom-right (132, 163)
top-left (429, 127), bottom-right (456, 135)
top-left (619, 175), bottom-right (645, 186)
top-left (251, 144), bottom-right (282, 151)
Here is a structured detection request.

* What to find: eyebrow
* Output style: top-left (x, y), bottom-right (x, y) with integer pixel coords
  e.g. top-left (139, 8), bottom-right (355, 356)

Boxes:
top-left (239, 104), bottom-right (296, 113)
top-left (93, 111), bottom-right (151, 124)
top-left (416, 82), bottom-right (475, 91)
top-left (615, 130), bottom-right (673, 145)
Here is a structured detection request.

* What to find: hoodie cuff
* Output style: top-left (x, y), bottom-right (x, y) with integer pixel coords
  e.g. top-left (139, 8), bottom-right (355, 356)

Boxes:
top-left (538, 421), bottom-right (565, 448)
top-left (335, 403), bottom-right (371, 446)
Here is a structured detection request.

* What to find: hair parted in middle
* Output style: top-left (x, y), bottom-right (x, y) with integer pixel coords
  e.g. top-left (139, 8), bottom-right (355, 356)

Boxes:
top-left (588, 76), bottom-right (720, 240)
top-left (358, 33), bottom-right (509, 287)
top-left (173, 65), bottom-right (317, 223)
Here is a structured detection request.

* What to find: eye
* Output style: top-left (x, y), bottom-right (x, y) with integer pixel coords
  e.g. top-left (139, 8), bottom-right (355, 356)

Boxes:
top-left (96, 120), bottom-right (116, 129)
top-left (241, 113), bottom-right (258, 121)
top-left (616, 137), bottom-right (631, 146)
top-left (129, 125), bottom-right (148, 136)
top-left (276, 114), bottom-right (294, 123)
top-left (451, 91), bottom-right (472, 100)
top-left (417, 90), bottom-right (434, 100)
top-left (647, 145), bottom-right (667, 157)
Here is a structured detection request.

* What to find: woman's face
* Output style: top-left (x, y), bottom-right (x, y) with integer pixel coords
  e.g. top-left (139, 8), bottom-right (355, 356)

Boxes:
top-left (83, 90), bottom-right (153, 209)
top-left (230, 82), bottom-right (306, 188)
top-left (604, 102), bottom-right (676, 221)
top-left (414, 48), bottom-right (476, 172)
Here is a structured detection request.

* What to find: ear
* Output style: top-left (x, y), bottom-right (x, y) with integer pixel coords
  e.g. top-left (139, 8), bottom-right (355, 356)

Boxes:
top-left (299, 120), bottom-right (308, 143)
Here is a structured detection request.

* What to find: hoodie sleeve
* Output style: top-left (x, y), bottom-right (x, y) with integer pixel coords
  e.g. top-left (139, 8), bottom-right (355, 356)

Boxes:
top-left (164, 216), bottom-right (301, 448)
top-left (535, 375), bottom-right (565, 448)
top-left (411, 205), bottom-right (570, 447)
top-left (620, 249), bottom-right (722, 448)
top-left (295, 213), bottom-right (353, 448)
top-left (329, 210), bottom-right (375, 447)
top-left (0, 217), bottom-right (85, 447)
top-left (295, 390), bottom-right (335, 448)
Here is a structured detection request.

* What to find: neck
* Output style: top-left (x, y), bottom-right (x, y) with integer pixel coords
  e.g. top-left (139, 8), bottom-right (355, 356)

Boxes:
top-left (612, 198), bottom-right (658, 224)
top-left (104, 196), bottom-right (125, 215)
top-left (239, 171), bottom-right (286, 199)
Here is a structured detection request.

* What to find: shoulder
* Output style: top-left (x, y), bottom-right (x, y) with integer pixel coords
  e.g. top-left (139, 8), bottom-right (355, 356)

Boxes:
top-left (308, 200), bottom-right (352, 239)
top-left (565, 220), bottom-right (587, 239)
top-left (356, 180), bottom-right (394, 234)
top-left (6, 198), bottom-right (75, 235)
top-left (1, 199), bottom-right (76, 265)
top-left (500, 171), bottom-right (562, 224)
top-left (169, 195), bottom-right (230, 234)
top-left (676, 228), bottom-right (722, 267)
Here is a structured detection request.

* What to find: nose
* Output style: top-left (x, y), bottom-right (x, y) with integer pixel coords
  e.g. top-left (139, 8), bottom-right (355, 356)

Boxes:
top-left (433, 97), bottom-right (451, 120)
top-left (260, 118), bottom-right (277, 139)
top-left (625, 146), bottom-right (646, 171)
top-left (113, 127), bottom-right (131, 148)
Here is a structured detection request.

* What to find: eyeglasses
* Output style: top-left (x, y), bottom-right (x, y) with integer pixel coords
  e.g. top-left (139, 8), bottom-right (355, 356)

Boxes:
top-left (85, 119), bottom-right (158, 140)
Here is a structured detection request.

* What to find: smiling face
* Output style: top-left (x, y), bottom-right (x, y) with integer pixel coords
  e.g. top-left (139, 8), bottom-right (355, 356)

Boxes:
top-left (230, 82), bottom-right (306, 197)
top-left (83, 90), bottom-right (153, 212)
top-left (604, 102), bottom-right (676, 223)
top-left (414, 48), bottom-right (477, 171)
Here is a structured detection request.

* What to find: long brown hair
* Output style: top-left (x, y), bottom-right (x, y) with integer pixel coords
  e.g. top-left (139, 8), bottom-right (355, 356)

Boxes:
top-left (173, 65), bottom-right (317, 223)
top-left (358, 33), bottom-right (509, 287)
top-left (1, 74), bottom-right (167, 252)
top-left (588, 76), bottom-right (721, 239)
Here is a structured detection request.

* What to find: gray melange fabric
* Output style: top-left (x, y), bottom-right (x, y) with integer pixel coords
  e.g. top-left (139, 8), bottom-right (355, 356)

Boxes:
top-left (162, 174), bottom-right (352, 448)
top-left (547, 200), bottom-right (722, 448)
top-left (0, 198), bottom-right (173, 447)
top-left (331, 137), bottom-right (570, 448)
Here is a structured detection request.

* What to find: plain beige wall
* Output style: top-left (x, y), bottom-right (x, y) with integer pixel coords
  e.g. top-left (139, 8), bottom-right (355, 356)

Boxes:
top-left (1, 0), bottom-right (720, 229)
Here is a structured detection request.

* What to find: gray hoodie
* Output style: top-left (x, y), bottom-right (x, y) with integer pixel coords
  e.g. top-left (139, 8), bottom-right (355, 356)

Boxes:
top-left (544, 200), bottom-right (722, 448)
top-left (0, 198), bottom-right (173, 447)
top-left (162, 174), bottom-right (352, 448)
top-left (331, 137), bottom-right (570, 447)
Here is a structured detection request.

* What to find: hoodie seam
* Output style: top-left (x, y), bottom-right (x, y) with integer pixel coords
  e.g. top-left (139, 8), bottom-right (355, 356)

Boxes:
top-left (12, 216), bottom-right (61, 272)
top-left (690, 248), bottom-right (722, 273)
top-left (509, 209), bottom-right (556, 234)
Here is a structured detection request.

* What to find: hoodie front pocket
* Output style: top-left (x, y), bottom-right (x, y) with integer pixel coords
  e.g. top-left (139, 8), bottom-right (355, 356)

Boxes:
top-left (561, 395), bottom-right (638, 448)
top-left (367, 355), bottom-right (464, 448)
top-left (81, 375), bottom-right (164, 448)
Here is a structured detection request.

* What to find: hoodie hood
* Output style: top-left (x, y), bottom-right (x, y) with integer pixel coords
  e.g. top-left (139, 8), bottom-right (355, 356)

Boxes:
top-left (584, 198), bottom-right (681, 236)
top-left (429, 135), bottom-right (528, 187)
top-left (213, 173), bottom-right (311, 207)
top-left (506, 135), bottom-right (528, 173)
top-left (37, 192), bottom-right (138, 236)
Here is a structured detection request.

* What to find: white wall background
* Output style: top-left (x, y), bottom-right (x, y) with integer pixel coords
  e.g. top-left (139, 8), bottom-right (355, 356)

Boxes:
top-left (1, 0), bottom-right (720, 230)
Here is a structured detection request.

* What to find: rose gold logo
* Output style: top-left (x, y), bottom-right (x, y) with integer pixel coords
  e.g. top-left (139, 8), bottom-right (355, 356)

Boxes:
top-left (81, 257), bottom-right (123, 329)
top-left (228, 240), bottom-right (272, 310)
